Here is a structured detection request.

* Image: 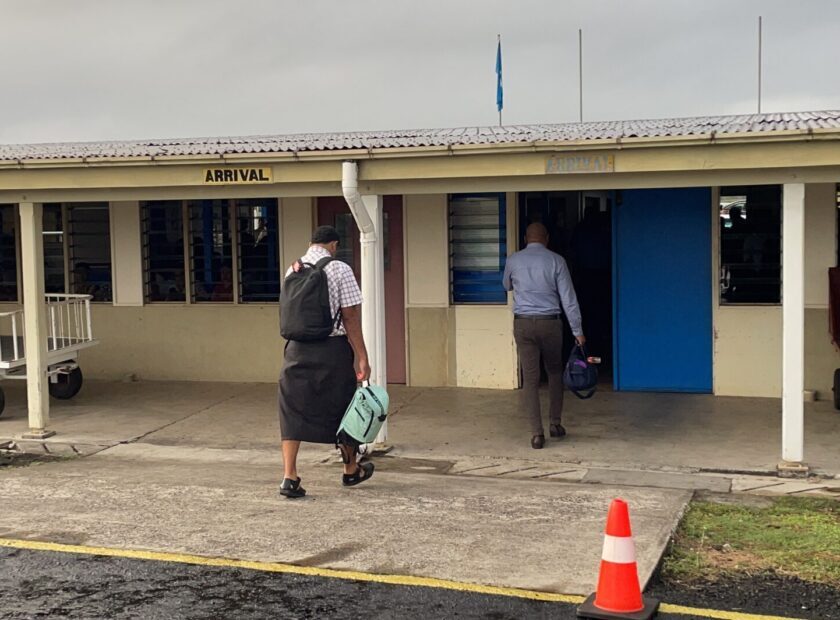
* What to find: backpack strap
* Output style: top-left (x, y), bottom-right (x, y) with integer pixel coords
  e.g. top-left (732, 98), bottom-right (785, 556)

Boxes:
top-left (311, 256), bottom-right (342, 330)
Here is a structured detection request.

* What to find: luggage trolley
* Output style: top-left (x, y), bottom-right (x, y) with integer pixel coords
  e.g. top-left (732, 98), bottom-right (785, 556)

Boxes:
top-left (0, 294), bottom-right (99, 416)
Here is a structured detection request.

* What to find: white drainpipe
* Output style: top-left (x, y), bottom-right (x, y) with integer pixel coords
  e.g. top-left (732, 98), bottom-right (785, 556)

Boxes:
top-left (342, 161), bottom-right (388, 443)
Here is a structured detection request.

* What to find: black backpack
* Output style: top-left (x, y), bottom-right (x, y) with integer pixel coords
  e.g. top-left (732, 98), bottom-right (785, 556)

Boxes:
top-left (279, 256), bottom-right (339, 341)
top-left (564, 344), bottom-right (598, 400)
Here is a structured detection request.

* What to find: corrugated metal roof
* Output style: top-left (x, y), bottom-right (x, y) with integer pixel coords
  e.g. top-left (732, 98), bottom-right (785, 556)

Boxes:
top-left (2, 110), bottom-right (839, 162)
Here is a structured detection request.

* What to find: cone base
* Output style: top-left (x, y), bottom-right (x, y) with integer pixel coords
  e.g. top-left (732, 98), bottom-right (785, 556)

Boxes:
top-left (576, 593), bottom-right (659, 619)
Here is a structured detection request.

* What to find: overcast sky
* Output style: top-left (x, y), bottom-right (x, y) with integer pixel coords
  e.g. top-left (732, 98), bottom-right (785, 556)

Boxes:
top-left (2, 0), bottom-right (839, 144)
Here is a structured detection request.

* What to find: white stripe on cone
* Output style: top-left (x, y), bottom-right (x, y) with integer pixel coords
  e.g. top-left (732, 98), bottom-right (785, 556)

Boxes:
top-left (601, 534), bottom-right (637, 564)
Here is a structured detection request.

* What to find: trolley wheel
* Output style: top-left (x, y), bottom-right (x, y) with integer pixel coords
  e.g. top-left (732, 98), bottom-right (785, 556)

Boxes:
top-left (49, 367), bottom-right (83, 400)
top-left (0, 386), bottom-right (5, 417)
top-left (834, 368), bottom-right (840, 411)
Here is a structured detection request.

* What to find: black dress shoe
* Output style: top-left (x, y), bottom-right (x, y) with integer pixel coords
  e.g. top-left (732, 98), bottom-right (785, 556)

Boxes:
top-left (279, 477), bottom-right (306, 499)
top-left (549, 424), bottom-right (567, 438)
top-left (531, 435), bottom-right (545, 449)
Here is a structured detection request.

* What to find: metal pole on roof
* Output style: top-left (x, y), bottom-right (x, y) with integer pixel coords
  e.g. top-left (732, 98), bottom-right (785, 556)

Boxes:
top-left (757, 16), bottom-right (763, 114)
top-left (496, 34), bottom-right (503, 127)
top-left (579, 29), bottom-right (584, 122)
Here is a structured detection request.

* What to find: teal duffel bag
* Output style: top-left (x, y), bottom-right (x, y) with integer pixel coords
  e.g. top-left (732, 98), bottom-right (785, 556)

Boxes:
top-left (337, 382), bottom-right (389, 445)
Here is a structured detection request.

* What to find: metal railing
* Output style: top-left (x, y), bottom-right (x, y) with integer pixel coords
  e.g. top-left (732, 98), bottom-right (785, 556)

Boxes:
top-left (0, 294), bottom-right (94, 364)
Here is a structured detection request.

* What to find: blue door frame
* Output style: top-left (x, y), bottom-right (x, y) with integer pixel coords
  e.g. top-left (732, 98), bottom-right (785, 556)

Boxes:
top-left (612, 188), bottom-right (713, 393)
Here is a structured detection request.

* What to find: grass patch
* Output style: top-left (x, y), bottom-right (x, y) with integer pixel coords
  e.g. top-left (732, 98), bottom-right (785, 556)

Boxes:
top-left (662, 496), bottom-right (840, 587)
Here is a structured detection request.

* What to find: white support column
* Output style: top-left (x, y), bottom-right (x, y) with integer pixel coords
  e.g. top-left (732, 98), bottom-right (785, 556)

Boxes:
top-left (19, 202), bottom-right (53, 439)
top-left (780, 183), bottom-right (807, 475)
top-left (342, 163), bottom-right (389, 449)
top-left (360, 194), bottom-right (388, 443)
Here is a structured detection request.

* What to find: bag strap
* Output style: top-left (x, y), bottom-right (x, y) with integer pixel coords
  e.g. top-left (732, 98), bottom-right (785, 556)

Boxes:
top-left (571, 387), bottom-right (596, 400)
top-left (303, 255), bottom-right (341, 329)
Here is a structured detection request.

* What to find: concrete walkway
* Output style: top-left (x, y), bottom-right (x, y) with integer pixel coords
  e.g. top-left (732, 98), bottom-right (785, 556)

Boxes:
top-left (1, 380), bottom-right (838, 595)
top-left (2, 380), bottom-right (840, 484)
top-left (0, 448), bottom-right (689, 595)
top-left (385, 385), bottom-right (840, 476)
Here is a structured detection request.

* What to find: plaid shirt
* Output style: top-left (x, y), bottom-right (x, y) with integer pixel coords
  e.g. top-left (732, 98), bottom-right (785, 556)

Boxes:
top-left (288, 245), bottom-right (362, 337)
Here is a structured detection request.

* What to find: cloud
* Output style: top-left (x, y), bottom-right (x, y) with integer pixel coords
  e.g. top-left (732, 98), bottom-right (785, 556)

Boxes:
top-left (0, 0), bottom-right (838, 143)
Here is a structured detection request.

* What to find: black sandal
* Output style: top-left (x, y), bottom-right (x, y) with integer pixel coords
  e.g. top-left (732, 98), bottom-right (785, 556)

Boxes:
top-left (342, 462), bottom-right (375, 487)
top-left (279, 477), bottom-right (306, 499)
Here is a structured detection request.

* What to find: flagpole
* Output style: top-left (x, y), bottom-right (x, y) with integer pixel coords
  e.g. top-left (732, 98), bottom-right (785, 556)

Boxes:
top-left (757, 16), bottom-right (763, 114)
top-left (579, 29), bottom-right (583, 122)
top-left (497, 34), bottom-right (503, 126)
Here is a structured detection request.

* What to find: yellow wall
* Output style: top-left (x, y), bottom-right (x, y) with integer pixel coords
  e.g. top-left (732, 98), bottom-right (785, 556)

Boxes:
top-left (715, 307), bottom-right (837, 399)
top-left (804, 184), bottom-right (836, 309)
top-left (109, 201), bottom-right (143, 306)
top-left (715, 306), bottom-right (783, 397)
top-left (453, 306), bottom-right (518, 389)
top-left (403, 194), bottom-right (451, 386)
top-left (281, 197), bottom-right (314, 268)
top-left (802, 184), bottom-right (837, 398)
top-left (805, 308), bottom-right (835, 397)
top-left (406, 307), bottom-right (449, 387)
top-left (82, 304), bottom-right (282, 381)
top-left (404, 195), bottom-right (448, 307)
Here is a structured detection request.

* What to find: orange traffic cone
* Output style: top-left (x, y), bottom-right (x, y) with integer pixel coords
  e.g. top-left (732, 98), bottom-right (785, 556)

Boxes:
top-left (577, 499), bottom-right (660, 619)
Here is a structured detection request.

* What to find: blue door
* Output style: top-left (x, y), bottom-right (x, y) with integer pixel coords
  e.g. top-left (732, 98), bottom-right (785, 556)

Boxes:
top-left (613, 188), bottom-right (712, 392)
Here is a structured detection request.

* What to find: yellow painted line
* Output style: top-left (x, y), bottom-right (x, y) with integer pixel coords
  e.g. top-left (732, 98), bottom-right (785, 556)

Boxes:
top-left (0, 537), bottom-right (582, 604)
top-left (660, 602), bottom-right (801, 620)
top-left (0, 538), bottom-right (801, 620)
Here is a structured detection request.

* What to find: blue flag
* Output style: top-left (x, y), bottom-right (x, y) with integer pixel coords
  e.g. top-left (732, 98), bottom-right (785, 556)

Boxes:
top-left (495, 39), bottom-right (503, 112)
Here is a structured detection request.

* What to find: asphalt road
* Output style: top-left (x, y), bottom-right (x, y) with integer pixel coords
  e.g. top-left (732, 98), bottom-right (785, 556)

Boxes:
top-left (0, 547), bottom-right (739, 620)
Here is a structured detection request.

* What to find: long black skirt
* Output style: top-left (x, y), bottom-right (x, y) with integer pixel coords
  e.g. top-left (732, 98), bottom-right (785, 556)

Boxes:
top-left (278, 336), bottom-right (357, 444)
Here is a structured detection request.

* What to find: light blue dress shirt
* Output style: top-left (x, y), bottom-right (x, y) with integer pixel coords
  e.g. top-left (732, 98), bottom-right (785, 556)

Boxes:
top-left (502, 243), bottom-right (584, 337)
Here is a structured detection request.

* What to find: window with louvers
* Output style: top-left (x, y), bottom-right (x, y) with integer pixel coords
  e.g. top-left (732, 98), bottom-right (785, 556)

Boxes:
top-left (39, 203), bottom-right (114, 303)
top-left (141, 198), bottom-right (280, 304)
top-left (719, 185), bottom-right (782, 305)
top-left (142, 201), bottom-right (185, 302)
top-left (449, 194), bottom-right (507, 304)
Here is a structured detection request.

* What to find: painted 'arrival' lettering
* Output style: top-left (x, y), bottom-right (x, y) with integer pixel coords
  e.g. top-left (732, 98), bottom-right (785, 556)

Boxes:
top-left (202, 168), bottom-right (272, 184)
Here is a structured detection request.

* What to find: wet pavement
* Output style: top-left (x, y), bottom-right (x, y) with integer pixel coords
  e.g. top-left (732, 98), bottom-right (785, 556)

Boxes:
top-left (0, 547), bottom-right (721, 619)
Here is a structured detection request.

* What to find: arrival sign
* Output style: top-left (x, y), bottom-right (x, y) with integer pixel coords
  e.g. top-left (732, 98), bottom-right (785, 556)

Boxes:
top-left (203, 167), bottom-right (273, 184)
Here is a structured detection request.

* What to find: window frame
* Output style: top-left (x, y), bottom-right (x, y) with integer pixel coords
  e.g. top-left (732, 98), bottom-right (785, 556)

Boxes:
top-left (718, 185), bottom-right (783, 307)
top-left (141, 198), bottom-right (281, 305)
top-left (0, 203), bottom-right (115, 304)
top-left (40, 202), bottom-right (113, 303)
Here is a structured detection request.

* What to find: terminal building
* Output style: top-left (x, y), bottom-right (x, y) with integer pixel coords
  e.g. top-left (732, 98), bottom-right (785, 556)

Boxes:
top-left (1, 109), bottom-right (839, 471)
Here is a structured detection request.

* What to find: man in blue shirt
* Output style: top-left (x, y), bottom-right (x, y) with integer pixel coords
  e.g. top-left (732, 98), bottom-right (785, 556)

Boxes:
top-left (503, 223), bottom-right (586, 449)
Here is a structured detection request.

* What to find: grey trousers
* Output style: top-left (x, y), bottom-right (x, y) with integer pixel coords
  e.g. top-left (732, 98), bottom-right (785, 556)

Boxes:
top-left (513, 318), bottom-right (565, 436)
